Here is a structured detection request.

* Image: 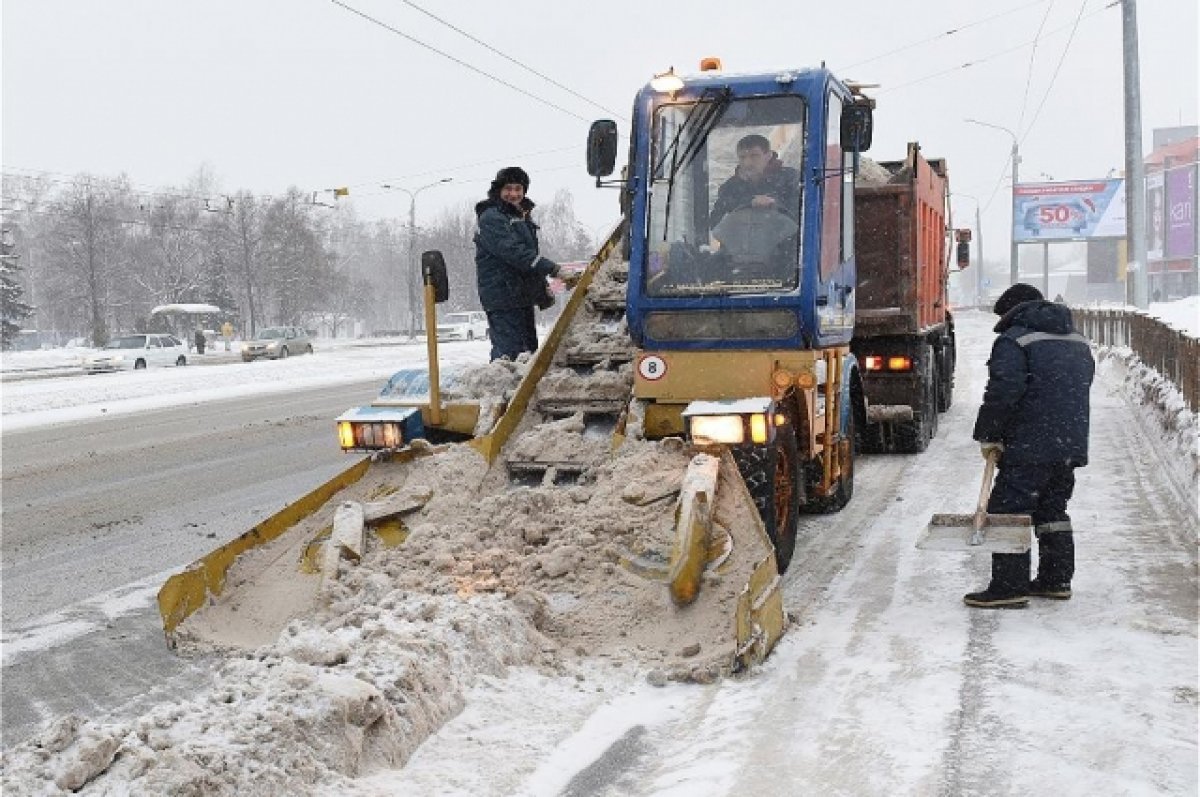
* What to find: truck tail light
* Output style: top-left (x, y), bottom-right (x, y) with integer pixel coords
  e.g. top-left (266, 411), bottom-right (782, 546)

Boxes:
top-left (887, 356), bottom-right (913, 372)
top-left (864, 356), bottom-right (884, 371)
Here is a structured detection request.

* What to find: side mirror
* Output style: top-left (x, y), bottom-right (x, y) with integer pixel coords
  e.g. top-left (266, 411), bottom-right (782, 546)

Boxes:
top-left (587, 120), bottom-right (618, 178)
top-left (421, 250), bottom-right (450, 304)
top-left (956, 241), bottom-right (971, 269)
top-left (840, 103), bottom-right (873, 152)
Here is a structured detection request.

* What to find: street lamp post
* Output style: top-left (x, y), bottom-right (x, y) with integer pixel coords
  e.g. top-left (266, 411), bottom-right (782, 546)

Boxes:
top-left (382, 178), bottom-right (452, 336)
top-left (953, 193), bottom-right (985, 307)
top-left (966, 118), bottom-right (1021, 287)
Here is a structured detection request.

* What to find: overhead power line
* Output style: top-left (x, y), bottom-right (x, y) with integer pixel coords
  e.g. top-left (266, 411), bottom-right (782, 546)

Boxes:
top-left (843, 0), bottom-right (1050, 72)
top-left (878, 0), bottom-right (1115, 96)
top-left (396, 0), bottom-right (625, 120)
top-left (1015, 0), bottom-right (1056, 134)
top-left (1019, 0), bottom-right (1090, 144)
top-left (330, 0), bottom-right (592, 123)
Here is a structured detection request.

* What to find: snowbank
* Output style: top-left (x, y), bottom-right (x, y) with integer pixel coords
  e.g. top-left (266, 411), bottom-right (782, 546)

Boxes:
top-left (1097, 346), bottom-right (1199, 524)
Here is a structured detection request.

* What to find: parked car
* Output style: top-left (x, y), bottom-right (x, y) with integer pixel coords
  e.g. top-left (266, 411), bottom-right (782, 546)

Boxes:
top-left (241, 326), bottom-right (314, 361)
top-left (82, 334), bottom-right (188, 373)
top-left (436, 311), bottom-right (488, 341)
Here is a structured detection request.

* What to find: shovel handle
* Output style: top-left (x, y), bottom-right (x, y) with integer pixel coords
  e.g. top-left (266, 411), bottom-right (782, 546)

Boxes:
top-left (969, 450), bottom-right (999, 545)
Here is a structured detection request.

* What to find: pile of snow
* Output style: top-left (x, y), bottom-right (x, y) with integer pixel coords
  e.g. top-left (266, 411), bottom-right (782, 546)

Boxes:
top-left (1097, 346), bottom-right (1198, 522)
top-left (1, 593), bottom-right (542, 795)
top-left (1, 433), bottom-right (767, 794)
top-left (1147, 295), bottom-right (1199, 338)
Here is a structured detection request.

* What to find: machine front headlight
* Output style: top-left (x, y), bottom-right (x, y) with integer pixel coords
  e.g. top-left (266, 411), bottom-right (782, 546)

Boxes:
top-left (682, 397), bottom-right (775, 446)
top-left (335, 406), bottom-right (425, 452)
top-left (687, 415), bottom-right (745, 445)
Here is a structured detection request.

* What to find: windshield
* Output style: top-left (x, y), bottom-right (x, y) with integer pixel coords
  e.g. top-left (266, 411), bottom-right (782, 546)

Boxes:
top-left (105, 336), bottom-right (146, 349)
top-left (444, 314), bottom-right (470, 324)
top-left (646, 95), bottom-right (805, 297)
top-left (258, 328), bottom-right (285, 339)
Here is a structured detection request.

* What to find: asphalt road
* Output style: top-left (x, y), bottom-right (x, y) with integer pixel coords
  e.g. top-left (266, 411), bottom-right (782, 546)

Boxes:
top-left (0, 378), bottom-right (382, 747)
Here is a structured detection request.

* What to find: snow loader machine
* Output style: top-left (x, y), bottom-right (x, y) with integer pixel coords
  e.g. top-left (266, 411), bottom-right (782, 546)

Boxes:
top-left (157, 60), bottom-right (877, 672)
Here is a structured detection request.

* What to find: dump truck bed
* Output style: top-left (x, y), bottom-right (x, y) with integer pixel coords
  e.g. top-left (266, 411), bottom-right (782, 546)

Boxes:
top-left (854, 143), bottom-right (950, 337)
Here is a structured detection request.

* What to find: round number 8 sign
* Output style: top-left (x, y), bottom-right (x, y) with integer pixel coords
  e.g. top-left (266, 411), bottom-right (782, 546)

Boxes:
top-left (638, 355), bottom-right (667, 381)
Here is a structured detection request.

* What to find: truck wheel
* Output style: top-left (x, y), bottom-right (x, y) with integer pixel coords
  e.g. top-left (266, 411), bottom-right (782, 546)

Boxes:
top-left (895, 358), bottom-right (936, 453)
top-left (936, 344), bottom-right (954, 412)
top-left (732, 428), bottom-right (800, 574)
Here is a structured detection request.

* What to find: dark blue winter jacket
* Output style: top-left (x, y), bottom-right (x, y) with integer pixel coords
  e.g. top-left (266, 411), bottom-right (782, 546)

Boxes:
top-left (973, 300), bottom-right (1095, 466)
top-left (709, 156), bottom-right (801, 227)
top-left (474, 197), bottom-right (558, 311)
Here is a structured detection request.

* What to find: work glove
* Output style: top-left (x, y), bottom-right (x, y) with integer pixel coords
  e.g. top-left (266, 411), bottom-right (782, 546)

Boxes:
top-left (980, 441), bottom-right (1005, 459)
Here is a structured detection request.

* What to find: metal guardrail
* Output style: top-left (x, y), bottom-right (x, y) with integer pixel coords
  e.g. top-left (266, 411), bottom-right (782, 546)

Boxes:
top-left (1074, 308), bottom-right (1198, 412)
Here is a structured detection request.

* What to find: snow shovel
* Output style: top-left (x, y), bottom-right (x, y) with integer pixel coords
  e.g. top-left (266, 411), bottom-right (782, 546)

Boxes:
top-left (917, 450), bottom-right (1032, 553)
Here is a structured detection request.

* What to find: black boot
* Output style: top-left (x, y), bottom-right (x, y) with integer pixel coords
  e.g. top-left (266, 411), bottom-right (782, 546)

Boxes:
top-left (964, 552), bottom-right (1031, 608)
top-left (1029, 531), bottom-right (1074, 599)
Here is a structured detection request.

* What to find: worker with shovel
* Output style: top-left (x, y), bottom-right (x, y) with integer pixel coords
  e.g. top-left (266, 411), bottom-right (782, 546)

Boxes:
top-left (964, 283), bottom-right (1095, 608)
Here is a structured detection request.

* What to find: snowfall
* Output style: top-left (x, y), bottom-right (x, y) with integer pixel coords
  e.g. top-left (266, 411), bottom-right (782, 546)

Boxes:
top-left (0, 297), bottom-right (1196, 796)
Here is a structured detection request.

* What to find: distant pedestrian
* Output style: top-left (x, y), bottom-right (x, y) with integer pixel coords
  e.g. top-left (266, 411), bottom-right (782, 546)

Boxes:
top-left (194, 329), bottom-right (206, 355)
top-left (473, 167), bottom-right (577, 362)
top-left (965, 283), bottom-right (1095, 608)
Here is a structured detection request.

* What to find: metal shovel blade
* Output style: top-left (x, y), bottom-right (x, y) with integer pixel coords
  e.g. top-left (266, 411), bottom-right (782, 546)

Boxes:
top-left (917, 512), bottom-right (1033, 553)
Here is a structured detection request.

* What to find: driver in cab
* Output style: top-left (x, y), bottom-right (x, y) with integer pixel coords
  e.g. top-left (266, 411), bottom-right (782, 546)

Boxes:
top-left (709, 134), bottom-right (800, 227)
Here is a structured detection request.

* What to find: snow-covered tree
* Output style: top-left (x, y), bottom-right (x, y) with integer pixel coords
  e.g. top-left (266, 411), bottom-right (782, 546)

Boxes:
top-left (0, 228), bottom-right (34, 349)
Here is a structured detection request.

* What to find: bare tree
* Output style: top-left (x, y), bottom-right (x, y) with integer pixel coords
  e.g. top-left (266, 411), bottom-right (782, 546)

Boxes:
top-left (130, 195), bottom-right (206, 307)
top-left (43, 176), bottom-right (131, 345)
top-left (211, 191), bottom-right (266, 336)
top-left (260, 188), bottom-right (329, 325)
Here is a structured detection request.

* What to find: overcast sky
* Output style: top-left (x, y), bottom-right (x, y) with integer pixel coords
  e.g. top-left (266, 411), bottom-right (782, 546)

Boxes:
top-left (3, 0), bottom-right (1197, 272)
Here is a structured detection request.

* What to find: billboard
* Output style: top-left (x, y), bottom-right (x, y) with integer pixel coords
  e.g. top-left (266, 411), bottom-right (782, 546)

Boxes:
top-left (1165, 165), bottom-right (1196, 258)
top-left (1012, 179), bottom-right (1126, 243)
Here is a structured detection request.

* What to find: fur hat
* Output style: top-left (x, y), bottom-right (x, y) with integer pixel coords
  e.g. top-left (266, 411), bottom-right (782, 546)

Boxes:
top-left (491, 166), bottom-right (530, 194)
top-left (993, 282), bottom-right (1044, 316)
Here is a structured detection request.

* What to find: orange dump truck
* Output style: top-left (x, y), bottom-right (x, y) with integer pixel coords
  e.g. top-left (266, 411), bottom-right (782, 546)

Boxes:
top-left (852, 142), bottom-right (956, 453)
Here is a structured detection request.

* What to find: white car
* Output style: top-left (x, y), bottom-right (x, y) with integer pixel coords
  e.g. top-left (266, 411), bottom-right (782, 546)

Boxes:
top-left (83, 333), bottom-right (188, 373)
top-left (436, 311), bottom-right (488, 341)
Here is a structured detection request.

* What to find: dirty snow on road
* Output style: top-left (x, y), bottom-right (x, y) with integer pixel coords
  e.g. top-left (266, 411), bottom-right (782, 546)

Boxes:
top-left (1, 311), bottom-right (1196, 795)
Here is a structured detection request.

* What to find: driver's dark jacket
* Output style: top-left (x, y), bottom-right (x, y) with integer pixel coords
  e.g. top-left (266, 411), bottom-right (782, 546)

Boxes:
top-left (709, 156), bottom-right (801, 227)
top-left (973, 300), bottom-right (1094, 467)
top-left (473, 197), bottom-right (558, 311)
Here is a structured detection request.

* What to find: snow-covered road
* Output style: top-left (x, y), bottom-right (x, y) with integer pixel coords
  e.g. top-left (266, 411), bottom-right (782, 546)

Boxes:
top-left (1, 314), bottom-right (1195, 795)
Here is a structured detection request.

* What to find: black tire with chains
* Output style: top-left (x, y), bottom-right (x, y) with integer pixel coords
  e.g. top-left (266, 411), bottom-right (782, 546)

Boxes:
top-left (732, 430), bottom-right (800, 574)
top-left (895, 353), bottom-right (936, 453)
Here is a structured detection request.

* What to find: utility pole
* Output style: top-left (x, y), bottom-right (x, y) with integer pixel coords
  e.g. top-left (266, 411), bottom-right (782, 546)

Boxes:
top-left (966, 118), bottom-right (1021, 286)
top-left (975, 201), bottom-right (985, 306)
top-left (382, 178), bottom-right (452, 336)
top-left (1122, 0), bottom-right (1149, 307)
top-left (953, 193), bottom-right (985, 306)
